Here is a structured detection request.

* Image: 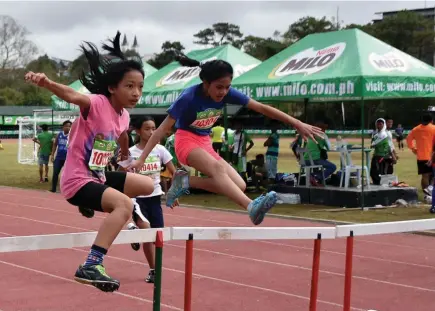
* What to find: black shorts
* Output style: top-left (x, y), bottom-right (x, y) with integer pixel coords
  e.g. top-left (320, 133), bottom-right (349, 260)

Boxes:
top-left (132, 195), bottom-right (164, 228)
top-left (417, 160), bottom-right (432, 175)
top-left (66, 171), bottom-right (127, 212)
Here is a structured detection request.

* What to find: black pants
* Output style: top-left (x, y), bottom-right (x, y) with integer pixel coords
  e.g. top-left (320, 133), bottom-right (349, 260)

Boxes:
top-left (51, 158), bottom-right (65, 192)
top-left (370, 156), bottom-right (389, 185)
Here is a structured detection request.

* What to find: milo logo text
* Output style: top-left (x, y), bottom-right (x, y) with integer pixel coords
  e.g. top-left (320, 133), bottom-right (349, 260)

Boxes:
top-left (271, 42), bottom-right (346, 77)
top-left (161, 67), bottom-right (201, 86)
top-left (369, 52), bottom-right (408, 72)
top-left (190, 108), bottom-right (222, 129)
top-left (159, 56), bottom-right (218, 86)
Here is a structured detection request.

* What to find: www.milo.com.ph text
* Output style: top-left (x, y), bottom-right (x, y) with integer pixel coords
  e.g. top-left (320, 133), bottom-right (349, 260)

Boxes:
top-left (234, 81), bottom-right (355, 99)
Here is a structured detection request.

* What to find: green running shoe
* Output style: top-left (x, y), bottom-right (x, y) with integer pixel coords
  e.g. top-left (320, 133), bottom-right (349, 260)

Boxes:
top-left (74, 264), bottom-right (120, 292)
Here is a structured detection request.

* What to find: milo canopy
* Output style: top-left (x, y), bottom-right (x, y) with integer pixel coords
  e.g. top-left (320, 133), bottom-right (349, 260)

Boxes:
top-left (232, 28), bottom-right (435, 102)
top-left (138, 44), bottom-right (261, 107)
top-left (52, 61), bottom-right (158, 111)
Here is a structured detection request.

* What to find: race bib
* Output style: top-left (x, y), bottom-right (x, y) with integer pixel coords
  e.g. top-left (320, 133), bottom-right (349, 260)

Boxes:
top-left (138, 155), bottom-right (161, 175)
top-left (88, 139), bottom-right (117, 171)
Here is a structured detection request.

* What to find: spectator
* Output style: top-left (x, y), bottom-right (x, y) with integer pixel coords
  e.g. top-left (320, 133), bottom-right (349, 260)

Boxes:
top-left (210, 120), bottom-right (224, 155)
top-left (33, 124), bottom-right (53, 183)
top-left (231, 120), bottom-right (254, 183)
top-left (384, 116), bottom-right (398, 174)
top-left (304, 120), bottom-right (336, 186)
top-left (291, 133), bottom-right (302, 160)
top-left (406, 114), bottom-right (435, 194)
top-left (370, 118), bottom-right (395, 185)
top-left (264, 123), bottom-right (280, 183)
top-left (250, 154), bottom-right (268, 191)
top-left (395, 124), bottom-right (404, 150)
top-left (50, 120), bottom-right (72, 193)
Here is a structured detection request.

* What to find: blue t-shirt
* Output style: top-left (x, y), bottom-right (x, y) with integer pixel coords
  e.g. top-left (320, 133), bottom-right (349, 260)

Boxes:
top-left (167, 84), bottom-right (250, 136)
top-left (55, 131), bottom-right (69, 160)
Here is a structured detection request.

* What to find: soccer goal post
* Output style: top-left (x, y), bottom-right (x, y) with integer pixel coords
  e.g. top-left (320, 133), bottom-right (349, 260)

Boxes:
top-left (17, 109), bottom-right (78, 165)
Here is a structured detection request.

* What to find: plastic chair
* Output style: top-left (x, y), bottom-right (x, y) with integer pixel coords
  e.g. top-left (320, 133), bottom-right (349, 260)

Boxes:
top-left (338, 146), bottom-right (370, 189)
top-left (296, 147), bottom-right (326, 187)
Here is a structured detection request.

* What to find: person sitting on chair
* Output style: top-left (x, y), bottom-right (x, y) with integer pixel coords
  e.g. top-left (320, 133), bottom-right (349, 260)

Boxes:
top-left (250, 154), bottom-right (268, 191)
top-left (303, 120), bottom-right (336, 186)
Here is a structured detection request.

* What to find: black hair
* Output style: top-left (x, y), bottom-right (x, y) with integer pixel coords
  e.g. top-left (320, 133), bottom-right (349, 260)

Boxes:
top-left (384, 115), bottom-right (393, 121)
top-left (175, 53), bottom-right (233, 83)
top-left (256, 154), bottom-right (265, 160)
top-left (422, 113), bottom-right (433, 124)
top-left (79, 31), bottom-right (145, 98)
top-left (62, 120), bottom-right (72, 126)
top-left (133, 116), bottom-right (155, 144)
top-left (40, 124), bottom-right (48, 131)
top-left (134, 116), bottom-right (155, 130)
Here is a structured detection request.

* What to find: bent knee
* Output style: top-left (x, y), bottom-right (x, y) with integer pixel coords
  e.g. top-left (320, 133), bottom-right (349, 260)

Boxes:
top-left (126, 174), bottom-right (155, 197)
top-left (238, 181), bottom-right (247, 192)
top-left (139, 176), bottom-right (154, 195)
top-left (103, 194), bottom-right (133, 219)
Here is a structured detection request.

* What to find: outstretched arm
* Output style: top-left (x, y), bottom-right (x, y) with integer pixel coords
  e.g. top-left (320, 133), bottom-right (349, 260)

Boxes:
top-left (246, 99), bottom-right (323, 141)
top-left (25, 72), bottom-right (90, 110)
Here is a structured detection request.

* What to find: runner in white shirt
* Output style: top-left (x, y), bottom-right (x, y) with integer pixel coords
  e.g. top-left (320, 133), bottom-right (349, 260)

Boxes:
top-left (125, 116), bottom-right (177, 283)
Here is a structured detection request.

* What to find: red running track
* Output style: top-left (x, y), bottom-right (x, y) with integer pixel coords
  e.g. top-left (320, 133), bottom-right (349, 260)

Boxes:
top-left (1, 187), bottom-right (435, 311)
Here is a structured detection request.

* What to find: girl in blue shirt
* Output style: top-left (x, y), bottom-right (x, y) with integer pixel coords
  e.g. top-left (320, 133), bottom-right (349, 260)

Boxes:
top-left (128, 55), bottom-right (322, 225)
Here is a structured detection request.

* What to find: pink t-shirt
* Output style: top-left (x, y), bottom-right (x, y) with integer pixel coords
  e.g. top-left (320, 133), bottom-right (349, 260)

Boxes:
top-left (60, 94), bottom-right (130, 199)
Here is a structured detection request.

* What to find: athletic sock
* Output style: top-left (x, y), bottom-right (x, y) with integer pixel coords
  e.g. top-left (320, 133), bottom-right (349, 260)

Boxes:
top-left (84, 244), bottom-right (107, 267)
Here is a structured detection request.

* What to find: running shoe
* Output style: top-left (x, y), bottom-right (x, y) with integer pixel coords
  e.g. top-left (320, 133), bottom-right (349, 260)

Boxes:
top-left (145, 269), bottom-right (155, 283)
top-left (127, 222), bottom-right (140, 251)
top-left (74, 264), bottom-right (120, 292)
top-left (248, 191), bottom-right (278, 225)
top-left (166, 169), bottom-right (190, 207)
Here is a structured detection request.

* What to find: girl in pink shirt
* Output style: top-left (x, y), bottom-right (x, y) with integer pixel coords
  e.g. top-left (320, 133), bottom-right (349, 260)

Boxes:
top-left (25, 32), bottom-right (154, 293)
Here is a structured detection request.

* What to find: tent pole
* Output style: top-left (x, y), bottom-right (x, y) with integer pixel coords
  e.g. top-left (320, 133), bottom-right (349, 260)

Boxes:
top-left (304, 98), bottom-right (308, 122)
top-left (223, 104), bottom-right (229, 162)
top-left (361, 98), bottom-right (365, 209)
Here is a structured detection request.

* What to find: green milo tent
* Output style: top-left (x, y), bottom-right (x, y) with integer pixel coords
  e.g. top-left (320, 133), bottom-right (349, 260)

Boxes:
top-left (137, 44), bottom-right (261, 108)
top-left (232, 28), bottom-right (435, 102)
top-left (232, 28), bottom-right (435, 208)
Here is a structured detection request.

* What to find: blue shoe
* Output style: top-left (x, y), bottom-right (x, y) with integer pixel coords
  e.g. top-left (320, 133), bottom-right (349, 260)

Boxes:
top-left (166, 169), bottom-right (190, 207)
top-left (248, 191), bottom-right (278, 225)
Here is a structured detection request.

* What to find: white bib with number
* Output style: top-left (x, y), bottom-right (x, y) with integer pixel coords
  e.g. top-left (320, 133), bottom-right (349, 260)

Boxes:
top-left (88, 139), bottom-right (117, 171)
top-left (138, 155), bottom-right (161, 175)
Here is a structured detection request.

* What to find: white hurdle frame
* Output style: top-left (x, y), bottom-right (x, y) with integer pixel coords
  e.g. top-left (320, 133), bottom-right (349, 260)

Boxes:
top-left (2, 219), bottom-right (435, 311)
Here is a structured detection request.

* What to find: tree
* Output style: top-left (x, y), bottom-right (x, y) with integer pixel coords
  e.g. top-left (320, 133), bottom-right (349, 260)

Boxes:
top-left (69, 53), bottom-right (88, 81)
top-left (283, 16), bottom-right (336, 43)
top-left (242, 35), bottom-right (288, 61)
top-left (0, 15), bottom-right (38, 69)
top-left (0, 87), bottom-right (24, 106)
top-left (369, 11), bottom-right (435, 64)
top-left (147, 41), bottom-right (185, 69)
top-left (193, 23), bottom-right (244, 48)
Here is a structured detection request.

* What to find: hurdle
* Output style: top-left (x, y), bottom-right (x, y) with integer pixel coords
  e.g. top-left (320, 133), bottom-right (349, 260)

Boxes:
top-left (171, 227), bottom-right (336, 311)
top-left (336, 218), bottom-right (435, 311)
top-left (0, 228), bottom-right (170, 311)
top-left (2, 220), bottom-right (435, 310)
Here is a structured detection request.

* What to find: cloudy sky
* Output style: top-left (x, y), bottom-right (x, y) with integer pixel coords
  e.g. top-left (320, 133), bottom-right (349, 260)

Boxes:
top-left (1, 0), bottom-right (434, 61)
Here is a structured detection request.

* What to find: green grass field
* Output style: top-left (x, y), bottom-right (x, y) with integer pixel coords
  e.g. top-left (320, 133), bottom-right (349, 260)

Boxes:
top-left (1, 137), bottom-right (434, 224)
